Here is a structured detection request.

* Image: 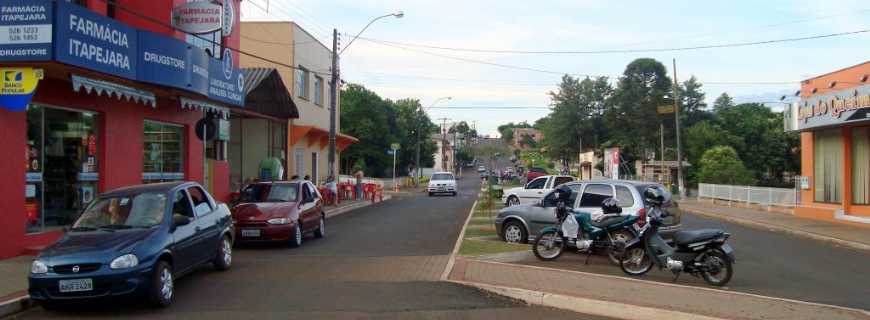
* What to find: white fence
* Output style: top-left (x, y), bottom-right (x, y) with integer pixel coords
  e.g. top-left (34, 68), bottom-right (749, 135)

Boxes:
top-left (698, 183), bottom-right (798, 207)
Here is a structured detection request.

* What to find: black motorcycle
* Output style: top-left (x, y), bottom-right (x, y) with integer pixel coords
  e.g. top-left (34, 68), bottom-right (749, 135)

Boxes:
top-left (619, 187), bottom-right (736, 287)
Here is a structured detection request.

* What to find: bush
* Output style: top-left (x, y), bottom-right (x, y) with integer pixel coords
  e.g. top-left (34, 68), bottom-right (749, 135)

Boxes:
top-left (697, 146), bottom-right (756, 185)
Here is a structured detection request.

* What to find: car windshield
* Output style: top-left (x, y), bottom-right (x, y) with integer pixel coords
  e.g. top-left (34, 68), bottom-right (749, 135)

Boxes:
top-left (241, 184), bottom-right (299, 202)
top-left (432, 174), bottom-right (454, 181)
top-left (73, 193), bottom-right (167, 229)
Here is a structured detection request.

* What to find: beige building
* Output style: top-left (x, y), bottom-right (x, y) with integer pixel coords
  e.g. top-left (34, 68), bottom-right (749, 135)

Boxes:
top-left (240, 22), bottom-right (357, 184)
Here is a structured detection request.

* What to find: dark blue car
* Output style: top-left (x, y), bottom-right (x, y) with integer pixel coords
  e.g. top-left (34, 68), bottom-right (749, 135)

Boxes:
top-left (29, 182), bottom-right (235, 308)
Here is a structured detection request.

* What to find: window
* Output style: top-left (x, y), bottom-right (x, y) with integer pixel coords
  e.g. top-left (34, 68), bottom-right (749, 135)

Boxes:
top-left (852, 127), bottom-right (870, 204)
top-left (241, 184), bottom-right (299, 202)
top-left (314, 76), bottom-right (324, 106)
top-left (270, 122), bottom-right (287, 161)
top-left (526, 177), bottom-right (547, 189)
top-left (554, 177), bottom-right (573, 187)
top-left (615, 185), bottom-right (635, 207)
top-left (566, 184), bottom-right (583, 208)
top-left (143, 121), bottom-right (184, 183)
top-left (186, 32), bottom-right (220, 58)
top-left (74, 193), bottom-right (167, 228)
top-left (579, 184), bottom-right (614, 207)
top-left (172, 190), bottom-right (194, 219)
top-left (187, 187), bottom-right (213, 217)
top-left (295, 67), bottom-right (309, 100)
top-left (542, 192), bottom-right (559, 207)
top-left (307, 183), bottom-right (320, 199)
top-left (301, 183), bottom-right (313, 202)
top-left (814, 129), bottom-right (842, 203)
top-left (432, 173), bottom-right (455, 181)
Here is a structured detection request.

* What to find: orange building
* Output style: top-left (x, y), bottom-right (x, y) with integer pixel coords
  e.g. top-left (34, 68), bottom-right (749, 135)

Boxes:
top-left (792, 61), bottom-right (870, 227)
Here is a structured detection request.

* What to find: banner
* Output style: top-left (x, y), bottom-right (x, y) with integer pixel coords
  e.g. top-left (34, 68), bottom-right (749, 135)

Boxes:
top-left (55, 2), bottom-right (138, 79)
top-left (0, 67), bottom-right (43, 111)
top-left (0, 0), bottom-right (53, 61)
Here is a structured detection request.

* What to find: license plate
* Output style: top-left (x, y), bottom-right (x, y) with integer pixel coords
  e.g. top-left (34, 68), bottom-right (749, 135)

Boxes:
top-left (58, 278), bottom-right (93, 293)
top-left (241, 229), bottom-right (261, 237)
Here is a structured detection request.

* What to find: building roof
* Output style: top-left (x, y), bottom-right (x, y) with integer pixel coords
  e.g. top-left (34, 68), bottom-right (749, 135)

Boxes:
top-left (802, 60), bottom-right (870, 82)
top-left (242, 68), bottom-right (299, 119)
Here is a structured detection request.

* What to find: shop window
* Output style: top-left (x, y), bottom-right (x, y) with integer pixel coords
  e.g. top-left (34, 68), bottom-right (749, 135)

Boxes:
top-left (814, 129), bottom-right (842, 203)
top-left (26, 105), bottom-right (100, 233)
top-left (144, 121), bottom-right (185, 183)
top-left (852, 127), bottom-right (870, 204)
top-left (270, 122), bottom-right (287, 161)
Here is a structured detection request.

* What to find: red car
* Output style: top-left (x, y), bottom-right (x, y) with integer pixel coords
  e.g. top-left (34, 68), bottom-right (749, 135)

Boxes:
top-left (526, 167), bottom-right (548, 181)
top-left (231, 181), bottom-right (325, 247)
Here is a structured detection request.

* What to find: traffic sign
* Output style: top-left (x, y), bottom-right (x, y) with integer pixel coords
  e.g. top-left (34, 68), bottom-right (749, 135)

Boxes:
top-left (391, 143), bottom-right (400, 150)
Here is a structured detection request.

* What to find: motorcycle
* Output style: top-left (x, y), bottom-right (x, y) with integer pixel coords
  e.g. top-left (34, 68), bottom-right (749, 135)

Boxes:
top-left (533, 187), bottom-right (640, 264)
top-left (619, 187), bottom-right (736, 287)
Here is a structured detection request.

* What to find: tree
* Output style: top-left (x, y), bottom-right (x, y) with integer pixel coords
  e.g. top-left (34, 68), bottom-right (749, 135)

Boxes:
top-left (497, 121), bottom-right (532, 144)
top-left (715, 103), bottom-right (797, 185)
top-left (696, 146), bottom-right (756, 185)
top-left (540, 75), bottom-right (613, 166)
top-left (684, 121), bottom-right (742, 185)
top-left (713, 93), bottom-right (734, 111)
top-left (679, 76), bottom-right (712, 127)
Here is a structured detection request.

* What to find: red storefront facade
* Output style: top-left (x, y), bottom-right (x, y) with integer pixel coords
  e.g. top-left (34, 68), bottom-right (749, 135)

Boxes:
top-left (0, 0), bottom-right (242, 258)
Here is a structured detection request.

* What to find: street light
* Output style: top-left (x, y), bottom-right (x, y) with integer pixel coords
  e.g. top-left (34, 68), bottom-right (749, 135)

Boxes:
top-left (328, 11), bottom-right (402, 181)
top-left (415, 96), bottom-right (452, 185)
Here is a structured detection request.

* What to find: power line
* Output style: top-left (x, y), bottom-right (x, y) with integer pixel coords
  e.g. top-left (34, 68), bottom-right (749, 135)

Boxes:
top-left (348, 26), bottom-right (870, 55)
top-left (430, 106), bottom-right (550, 110)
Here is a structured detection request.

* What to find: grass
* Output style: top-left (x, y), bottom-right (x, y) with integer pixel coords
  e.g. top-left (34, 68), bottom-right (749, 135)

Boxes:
top-left (459, 239), bottom-right (529, 256)
top-left (458, 196), bottom-right (528, 257)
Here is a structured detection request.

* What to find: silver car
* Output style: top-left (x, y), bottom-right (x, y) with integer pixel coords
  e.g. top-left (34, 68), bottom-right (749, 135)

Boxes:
top-left (494, 180), bottom-right (682, 244)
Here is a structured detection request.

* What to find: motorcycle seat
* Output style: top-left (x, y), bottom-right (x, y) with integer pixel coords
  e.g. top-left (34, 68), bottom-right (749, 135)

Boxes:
top-left (590, 216), bottom-right (627, 228)
top-left (674, 229), bottom-right (724, 245)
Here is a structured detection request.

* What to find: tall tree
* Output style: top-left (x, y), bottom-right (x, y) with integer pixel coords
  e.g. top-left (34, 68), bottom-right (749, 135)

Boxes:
top-left (679, 76), bottom-right (712, 127)
top-left (713, 92), bottom-right (735, 111)
top-left (697, 146), bottom-right (756, 185)
top-left (541, 75), bottom-right (613, 166)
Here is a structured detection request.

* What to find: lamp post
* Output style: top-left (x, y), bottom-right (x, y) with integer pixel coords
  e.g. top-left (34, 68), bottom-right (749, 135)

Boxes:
top-left (415, 96), bottom-right (452, 186)
top-left (328, 11), bottom-right (403, 181)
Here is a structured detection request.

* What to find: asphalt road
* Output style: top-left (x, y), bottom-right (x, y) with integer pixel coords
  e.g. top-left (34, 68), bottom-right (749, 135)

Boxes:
top-left (518, 212), bottom-right (870, 310)
top-left (14, 174), bottom-right (608, 319)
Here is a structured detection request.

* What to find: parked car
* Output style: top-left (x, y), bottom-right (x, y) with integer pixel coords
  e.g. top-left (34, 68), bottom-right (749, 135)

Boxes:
top-left (428, 172), bottom-right (458, 196)
top-left (231, 180), bottom-right (325, 247)
top-left (29, 182), bottom-right (234, 308)
top-left (502, 175), bottom-right (575, 206)
top-left (495, 180), bottom-right (682, 244)
top-left (525, 167), bottom-right (548, 181)
top-left (478, 165), bottom-right (487, 173)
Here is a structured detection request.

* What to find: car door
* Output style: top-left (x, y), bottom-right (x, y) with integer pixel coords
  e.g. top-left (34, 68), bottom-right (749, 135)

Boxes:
top-left (170, 189), bottom-right (199, 272)
top-left (575, 183), bottom-right (616, 216)
top-left (303, 182), bottom-right (322, 231)
top-left (298, 183), bottom-right (318, 232)
top-left (187, 186), bottom-right (220, 262)
top-left (519, 177), bottom-right (548, 203)
top-left (525, 184), bottom-right (583, 236)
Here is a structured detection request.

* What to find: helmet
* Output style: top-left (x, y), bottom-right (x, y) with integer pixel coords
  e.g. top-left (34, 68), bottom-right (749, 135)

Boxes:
top-left (644, 186), bottom-right (666, 205)
top-left (601, 198), bottom-right (622, 214)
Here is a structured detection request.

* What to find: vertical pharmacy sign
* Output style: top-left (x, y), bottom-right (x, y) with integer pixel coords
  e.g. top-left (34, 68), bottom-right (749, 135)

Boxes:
top-left (0, 0), bottom-right (53, 61)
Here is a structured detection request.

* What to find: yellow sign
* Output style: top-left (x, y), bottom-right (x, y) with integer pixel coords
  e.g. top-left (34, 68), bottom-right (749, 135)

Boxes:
top-left (657, 105), bottom-right (675, 114)
top-left (0, 68), bottom-right (43, 111)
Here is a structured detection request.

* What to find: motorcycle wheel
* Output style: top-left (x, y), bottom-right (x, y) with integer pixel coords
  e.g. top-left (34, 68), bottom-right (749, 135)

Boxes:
top-left (607, 230), bottom-right (635, 265)
top-left (619, 246), bottom-right (653, 276)
top-left (532, 231), bottom-right (566, 261)
top-left (700, 249), bottom-right (733, 287)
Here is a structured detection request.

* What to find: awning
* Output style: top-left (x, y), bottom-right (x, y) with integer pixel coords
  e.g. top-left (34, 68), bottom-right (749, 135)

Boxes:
top-left (71, 74), bottom-right (156, 107)
top-left (180, 97), bottom-right (230, 119)
top-left (242, 68), bottom-right (299, 119)
top-left (290, 125), bottom-right (358, 152)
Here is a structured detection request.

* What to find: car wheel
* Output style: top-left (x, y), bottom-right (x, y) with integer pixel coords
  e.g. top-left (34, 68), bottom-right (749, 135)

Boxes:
top-left (212, 236), bottom-right (233, 271)
top-left (452, 192), bottom-right (457, 196)
top-left (502, 221), bottom-right (528, 244)
top-left (314, 215), bottom-right (326, 238)
top-left (38, 300), bottom-right (63, 311)
top-left (428, 192), bottom-right (433, 197)
top-left (507, 196), bottom-right (520, 206)
top-left (149, 261), bottom-right (174, 308)
top-left (289, 222), bottom-right (303, 248)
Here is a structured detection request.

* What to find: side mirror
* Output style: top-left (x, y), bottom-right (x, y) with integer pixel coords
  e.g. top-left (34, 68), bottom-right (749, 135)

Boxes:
top-left (173, 214), bottom-right (191, 228)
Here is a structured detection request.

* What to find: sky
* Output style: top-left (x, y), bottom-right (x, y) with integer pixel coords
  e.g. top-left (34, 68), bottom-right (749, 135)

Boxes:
top-left (240, 0), bottom-right (870, 137)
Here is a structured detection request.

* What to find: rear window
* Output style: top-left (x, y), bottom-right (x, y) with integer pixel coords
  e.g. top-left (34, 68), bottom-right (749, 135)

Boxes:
top-left (432, 173), bottom-right (455, 181)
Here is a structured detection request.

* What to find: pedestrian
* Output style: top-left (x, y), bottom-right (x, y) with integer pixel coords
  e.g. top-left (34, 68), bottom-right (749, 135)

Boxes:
top-left (326, 176), bottom-right (338, 206)
top-left (291, 175), bottom-right (299, 180)
top-left (304, 174), bottom-right (311, 181)
top-left (354, 170), bottom-right (364, 200)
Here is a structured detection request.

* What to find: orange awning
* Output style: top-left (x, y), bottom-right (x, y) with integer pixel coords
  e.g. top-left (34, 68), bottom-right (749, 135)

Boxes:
top-left (290, 125), bottom-right (358, 152)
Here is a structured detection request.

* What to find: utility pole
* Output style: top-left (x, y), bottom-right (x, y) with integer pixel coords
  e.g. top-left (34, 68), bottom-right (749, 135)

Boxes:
top-left (327, 29), bottom-right (339, 181)
top-left (660, 121), bottom-right (665, 184)
top-left (672, 58), bottom-right (685, 198)
top-left (438, 117), bottom-right (450, 172)
top-left (415, 107), bottom-right (421, 186)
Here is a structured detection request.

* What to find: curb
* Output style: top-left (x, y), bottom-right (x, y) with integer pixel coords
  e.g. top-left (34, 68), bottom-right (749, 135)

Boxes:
top-left (682, 206), bottom-right (870, 253)
top-left (325, 195), bottom-right (392, 219)
top-left (440, 200), bottom-right (477, 281)
top-left (0, 295), bottom-right (32, 319)
top-left (453, 280), bottom-right (728, 320)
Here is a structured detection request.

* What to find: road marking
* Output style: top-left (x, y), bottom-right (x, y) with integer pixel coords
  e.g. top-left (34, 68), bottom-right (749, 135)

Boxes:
top-left (440, 199), bottom-right (477, 281)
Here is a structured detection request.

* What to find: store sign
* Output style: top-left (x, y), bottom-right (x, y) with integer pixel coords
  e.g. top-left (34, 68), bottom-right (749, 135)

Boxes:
top-left (0, 0), bottom-right (53, 61)
top-left (217, 119), bottom-right (230, 141)
top-left (55, 2), bottom-right (138, 80)
top-left (207, 48), bottom-right (244, 105)
top-left (657, 105), bottom-right (675, 114)
top-left (0, 67), bottom-right (43, 111)
top-left (188, 46), bottom-right (210, 95)
top-left (171, 1), bottom-right (222, 34)
top-left (798, 85), bottom-right (870, 130)
top-left (137, 30), bottom-right (189, 90)
top-left (222, 0), bottom-right (235, 36)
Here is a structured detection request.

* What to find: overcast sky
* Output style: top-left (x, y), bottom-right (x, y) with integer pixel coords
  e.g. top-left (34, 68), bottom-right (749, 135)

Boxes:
top-left (241, 0), bottom-right (870, 137)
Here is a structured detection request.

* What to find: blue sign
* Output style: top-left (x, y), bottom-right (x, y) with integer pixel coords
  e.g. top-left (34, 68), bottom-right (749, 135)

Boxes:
top-left (55, 2), bottom-right (137, 80)
top-left (188, 46), bottom-right (210, 96)
top-left (0, 0), bottom-right (53, 61)
top-left (137, 30), bottom-right (188, 90)
top-left (207, 48), bottom-right (244, 106)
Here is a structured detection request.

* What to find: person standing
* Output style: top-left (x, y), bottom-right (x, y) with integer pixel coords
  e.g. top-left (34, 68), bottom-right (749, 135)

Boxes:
top-left (354, 170), bottom-right (364, 200)
top-left (326, 176), bottom-right (338, 206)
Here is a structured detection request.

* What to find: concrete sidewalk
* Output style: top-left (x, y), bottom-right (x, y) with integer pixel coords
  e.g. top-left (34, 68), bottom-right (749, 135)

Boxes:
top-left (449, 258), bottom-right (870, 320)
top-left (680, 198), bottom-right (870, 252)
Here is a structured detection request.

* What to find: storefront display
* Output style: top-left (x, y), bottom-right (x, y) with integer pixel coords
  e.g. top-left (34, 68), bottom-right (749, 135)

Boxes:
top-left (143, 121), bottom-right (185, 183)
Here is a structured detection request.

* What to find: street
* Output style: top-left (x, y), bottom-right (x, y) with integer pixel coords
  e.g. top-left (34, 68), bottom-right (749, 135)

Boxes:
top-left (517, 212), bottom-right (870, 310)
top-left (13, 176), bottom-right (608, 319)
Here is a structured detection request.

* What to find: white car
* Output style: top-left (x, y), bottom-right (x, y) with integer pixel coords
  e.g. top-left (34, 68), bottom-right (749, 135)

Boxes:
top-left (502, 175), bottom-right (574, 206)
top-left (428, 172), bottom-right (458, 196)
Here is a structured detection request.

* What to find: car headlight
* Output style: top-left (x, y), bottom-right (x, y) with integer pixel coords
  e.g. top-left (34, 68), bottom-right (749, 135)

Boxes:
top-left (31, 260), bottom-right (48, 274)
top-left (267, 218), bottom-right (292, 225)
top-left (110, 254), bottom-right (139, 269)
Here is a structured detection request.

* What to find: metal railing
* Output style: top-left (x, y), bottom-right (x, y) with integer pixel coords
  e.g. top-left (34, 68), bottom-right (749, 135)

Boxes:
top-left (698, 183), bottom-right (798, 207)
